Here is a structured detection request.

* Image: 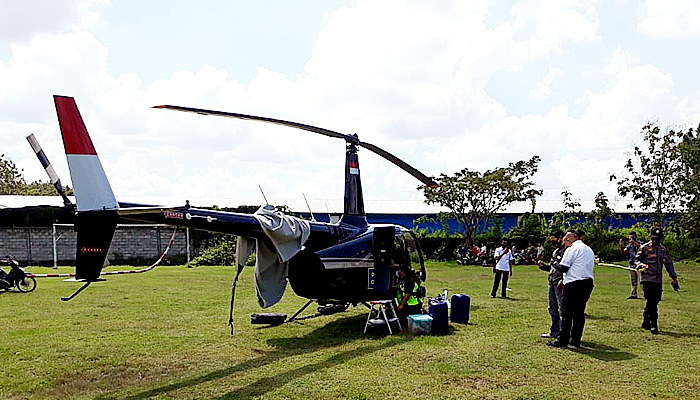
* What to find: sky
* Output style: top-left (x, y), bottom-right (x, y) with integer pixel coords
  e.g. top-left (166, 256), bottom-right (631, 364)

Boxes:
top-left (1, 0), bottom-right (699, 211)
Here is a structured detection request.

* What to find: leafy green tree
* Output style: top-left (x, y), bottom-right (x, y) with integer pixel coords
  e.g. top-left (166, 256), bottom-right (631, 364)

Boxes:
top-left (0, 153), bottom-right (72, 195)
top-left (0, 153), bottom-right (26, 194)
top-left (585, 192), bottom-right (617, 256)
top-left (507, 213), bottom-right (547, 245)
top-left (610, 123), bottom-right (688, 225)
top-left (548, 188), bottom-right (583, 231)
top-left (588, 191), bottom-right (614, 226)
top-left (419, 156), bottom-right (542, 245)
top-left (678, 124), bottom-right (700, 235)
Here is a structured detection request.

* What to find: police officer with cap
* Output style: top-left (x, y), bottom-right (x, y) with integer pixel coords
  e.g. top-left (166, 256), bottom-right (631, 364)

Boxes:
top-left (635, 226), bottom-right (679, 335)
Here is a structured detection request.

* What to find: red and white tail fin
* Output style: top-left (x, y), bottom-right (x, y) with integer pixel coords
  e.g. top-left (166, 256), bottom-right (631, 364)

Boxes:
top-left (54, 95), bottom-right (118, 282)
top-left (54, 95), bottom-right (118, 212)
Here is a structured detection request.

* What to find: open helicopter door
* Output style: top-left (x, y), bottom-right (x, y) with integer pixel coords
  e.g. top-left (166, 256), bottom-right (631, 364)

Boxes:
top-left (54, 96), bottom-right (119, 296)
top-left (371, 226), bottom-right (395, 295)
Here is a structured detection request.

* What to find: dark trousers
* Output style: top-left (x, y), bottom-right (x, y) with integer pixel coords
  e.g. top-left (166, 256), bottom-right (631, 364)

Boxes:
top-left (559, 278), bottom-right (594, 345)
top-left (397, 303), bottom-right (422, 327)
top-left (642, 281), bottom-right (662, 328)
top-left (548, 284), bottom-right (564, 337)
top-left (491, 270), bottom-right (509, 297)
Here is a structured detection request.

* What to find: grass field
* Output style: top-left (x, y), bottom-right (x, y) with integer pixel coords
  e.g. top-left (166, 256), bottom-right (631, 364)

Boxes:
top-left (1, 261), bottom-right (698, 400)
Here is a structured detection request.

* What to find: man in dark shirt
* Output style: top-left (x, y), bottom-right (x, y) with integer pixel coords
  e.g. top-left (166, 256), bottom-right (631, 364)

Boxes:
top-left (546, 231), bottom-right (595, 348)
top-left (635, 227), bottom-right (679, 335)
top-left (537, 230), bottom-right (565, 339)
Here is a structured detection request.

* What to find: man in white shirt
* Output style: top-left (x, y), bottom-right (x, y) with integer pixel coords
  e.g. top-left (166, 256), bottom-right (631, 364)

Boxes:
top-left (490, 239), bottom-right (514, 298)
top-left (546, 231), bottom-right (594, 348)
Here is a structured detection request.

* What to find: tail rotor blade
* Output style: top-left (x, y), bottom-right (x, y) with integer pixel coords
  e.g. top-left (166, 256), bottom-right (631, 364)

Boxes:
top-left (26, 133), bottom-right (74, 209)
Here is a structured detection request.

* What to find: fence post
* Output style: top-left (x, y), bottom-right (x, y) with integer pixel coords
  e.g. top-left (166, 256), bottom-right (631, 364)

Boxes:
top-left (53, 224), bottom-right (58, 269)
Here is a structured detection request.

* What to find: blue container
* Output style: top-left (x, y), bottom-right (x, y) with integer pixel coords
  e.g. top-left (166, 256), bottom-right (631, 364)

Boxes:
top-left (450, 294), bottom-right (470, 324)
top-left (429, 297), bottom-right (449, 334)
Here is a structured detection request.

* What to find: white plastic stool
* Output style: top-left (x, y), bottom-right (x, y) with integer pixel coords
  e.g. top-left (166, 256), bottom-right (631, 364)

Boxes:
top-left (364, 300), bottom-right (402, 334)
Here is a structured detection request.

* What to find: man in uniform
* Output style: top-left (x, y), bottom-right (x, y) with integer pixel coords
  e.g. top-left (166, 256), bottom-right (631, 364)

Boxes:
top-left (537, 230), bottom-right (565, 339)
top-left (395, 265), bottom-right (423, 325)
top-left (547, 231), bottom-right (595, 348)
top-left (635, 227), bottom-right (679, 335)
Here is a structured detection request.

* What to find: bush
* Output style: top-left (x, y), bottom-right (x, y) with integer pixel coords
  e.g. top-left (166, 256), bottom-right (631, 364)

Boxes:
top-left (190, 235), bottom-right (236, 266)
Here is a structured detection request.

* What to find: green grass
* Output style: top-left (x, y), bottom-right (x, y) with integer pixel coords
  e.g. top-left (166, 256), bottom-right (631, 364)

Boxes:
top-left (1, 261), bottom-right (698, 400)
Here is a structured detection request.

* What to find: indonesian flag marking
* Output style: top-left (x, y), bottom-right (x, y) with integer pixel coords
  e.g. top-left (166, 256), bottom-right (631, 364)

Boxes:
top-left (349, 162), bottom-right (359, 175)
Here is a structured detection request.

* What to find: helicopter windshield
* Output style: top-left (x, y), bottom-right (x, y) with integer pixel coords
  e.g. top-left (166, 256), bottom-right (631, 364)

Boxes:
top-left (394, 230), bottom-right (425, 278)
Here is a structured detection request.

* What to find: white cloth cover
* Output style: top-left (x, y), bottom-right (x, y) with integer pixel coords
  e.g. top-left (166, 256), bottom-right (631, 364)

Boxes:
top-left (250, 205), bottom-right (311, 308)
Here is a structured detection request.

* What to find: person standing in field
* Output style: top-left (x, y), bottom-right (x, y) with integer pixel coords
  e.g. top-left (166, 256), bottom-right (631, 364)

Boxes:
top-left (490, 239), bottom-right (514, 298)
top-left (619, 231), bottom-right (642, 299)
top-left (537, 230), bottom-right (565, 339)
top-left (546, 231), bottom-right (594, 348)
top-left (635, 227), bottom-right (679, 335)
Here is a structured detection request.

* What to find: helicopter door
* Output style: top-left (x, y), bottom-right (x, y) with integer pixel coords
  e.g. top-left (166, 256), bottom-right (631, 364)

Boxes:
top-left (395, 231), bottom-right (426, 282)
top-left (371, 226), bottom-right (395, 293)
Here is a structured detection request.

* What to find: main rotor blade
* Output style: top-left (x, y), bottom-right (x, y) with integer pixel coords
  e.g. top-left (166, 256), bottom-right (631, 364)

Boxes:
top-left (358, 141), bottom-right (437, 187)
top-left (154, 104), bottom-right (437, 187)
top-left (153, 105), bottom-right (356, 143)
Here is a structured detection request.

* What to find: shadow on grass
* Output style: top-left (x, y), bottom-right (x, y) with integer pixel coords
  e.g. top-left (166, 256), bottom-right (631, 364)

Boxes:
top-left (0, 290), bottom-right (24, 295)
top-left (100, 314), bottom-right (405, 400)
top-left (658, 330), bottom-right (700, 339)
top-left (215, 339), bottom-right (402, 399)
top-left (572, 341), bottom-right (637, 362)
top-left (584, 314), bottom-right (623, 321)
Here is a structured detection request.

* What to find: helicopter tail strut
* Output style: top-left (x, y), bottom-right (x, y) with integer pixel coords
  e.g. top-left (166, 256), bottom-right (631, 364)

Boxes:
top-left (54, 95), bottom-right (119, 282)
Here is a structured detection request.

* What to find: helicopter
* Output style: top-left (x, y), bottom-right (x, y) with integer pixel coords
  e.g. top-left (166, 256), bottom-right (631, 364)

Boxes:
top-left (45, 95), bottom-right (437, 321)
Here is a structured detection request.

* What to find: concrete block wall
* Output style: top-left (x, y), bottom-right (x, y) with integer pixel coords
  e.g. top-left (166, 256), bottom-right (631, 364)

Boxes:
top-left (0, 225), bottom-right (198, 266)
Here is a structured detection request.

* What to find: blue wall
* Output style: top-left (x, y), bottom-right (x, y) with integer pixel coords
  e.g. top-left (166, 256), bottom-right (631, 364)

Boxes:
top-left (299, 213), bottom-right (654, 235)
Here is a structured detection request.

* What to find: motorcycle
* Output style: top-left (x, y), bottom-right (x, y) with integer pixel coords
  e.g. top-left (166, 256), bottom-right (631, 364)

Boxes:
top-left (0, 258), bottom-right (37, 293)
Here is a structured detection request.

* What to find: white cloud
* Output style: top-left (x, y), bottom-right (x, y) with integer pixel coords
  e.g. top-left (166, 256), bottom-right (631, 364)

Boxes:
top-left (510, 0), bottom-right (600, 55)
top-left (637, 0), bottom-right (700, 38)
top-left (551, 153), bottom-right (620, 200)
top-left (1, 0), bottom-right (700, 209)
top-left (0, 0), bottom-right (106, 42)
top-left (529, 67), bottom-right (563, 99)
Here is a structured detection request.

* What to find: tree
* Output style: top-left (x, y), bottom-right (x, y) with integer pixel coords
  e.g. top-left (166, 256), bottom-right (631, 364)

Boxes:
top-left (0, 153), bottom-right (26, 194)
top-left (419, 156), bottom-right (542, 245)
top-left (610, 123), bottom-right (689, 226)
top-left (0, 153), bottom-right (71, 195)
top-left (585, 191), bottom-right (616, 254)
top-left (548, 188), bottom-right (583, 231)
top-left (678, 124), bottom-right (700, 235)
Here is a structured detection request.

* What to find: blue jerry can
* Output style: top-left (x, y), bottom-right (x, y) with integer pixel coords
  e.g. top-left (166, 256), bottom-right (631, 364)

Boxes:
top-left (429, 297), bottom-right (449, 334)
top-left (450, 294), bottom-right (470, 324)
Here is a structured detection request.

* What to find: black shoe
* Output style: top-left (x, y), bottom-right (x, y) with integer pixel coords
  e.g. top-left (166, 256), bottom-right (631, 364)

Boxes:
top-left (641, 321), bottom-right (651, 330)
top-left (546, 340), bottom-right (567, 348)
top-left (569, 341), bottom-right (581, 347)
top-left (650, 327), bottom-right (659, 335)
top-left (627, 295), bottom-right (638, 299)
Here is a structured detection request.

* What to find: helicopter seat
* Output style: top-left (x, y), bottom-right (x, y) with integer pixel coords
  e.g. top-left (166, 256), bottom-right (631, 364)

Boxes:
top-left (364, 300), bottom-right (401, 335)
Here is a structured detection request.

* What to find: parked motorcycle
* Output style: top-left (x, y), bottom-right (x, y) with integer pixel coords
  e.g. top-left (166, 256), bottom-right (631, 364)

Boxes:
top-left (0, 258), bottom-right (37, 293)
